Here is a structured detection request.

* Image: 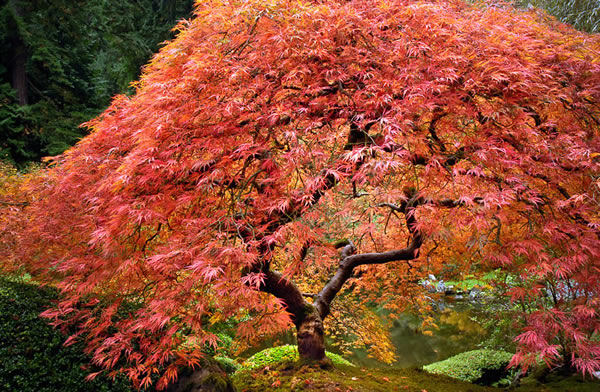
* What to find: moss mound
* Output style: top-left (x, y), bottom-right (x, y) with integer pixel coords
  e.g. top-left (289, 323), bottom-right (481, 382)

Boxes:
top-left (423, 349), bottom-right (513, 386)
top-left (240, 345), bottom-right (354, 371)
top-left (0, 277), bottom-right (134, 392)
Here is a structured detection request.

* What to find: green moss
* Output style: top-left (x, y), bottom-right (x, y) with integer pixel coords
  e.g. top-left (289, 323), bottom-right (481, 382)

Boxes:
top-left (239, 345), bottom-right (354, 372)
top-left (215, 356), bottom-right (241, 375)
top-left (233, 363), bottom-right (499, 391)
top-left (234, 361), bottom-right (600, 392)
top-left (198, 373), bottom-right (234, 392)
top-left (423, 349), bottom-right (513, 385)
top-left (299, 302), bottom-right (317, 320)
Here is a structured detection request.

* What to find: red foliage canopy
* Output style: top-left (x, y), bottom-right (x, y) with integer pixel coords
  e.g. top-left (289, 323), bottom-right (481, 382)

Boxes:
top-left (2, 0), bottom-right (599, 387)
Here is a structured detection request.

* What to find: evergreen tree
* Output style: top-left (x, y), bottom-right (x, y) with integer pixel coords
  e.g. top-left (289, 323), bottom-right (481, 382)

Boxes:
top-left (0, 0), bottom-right (194, 165)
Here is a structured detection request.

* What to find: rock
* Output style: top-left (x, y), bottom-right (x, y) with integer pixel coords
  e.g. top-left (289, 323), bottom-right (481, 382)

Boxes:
top-left (422, 280), bottom-right (436, 293)
top-left (436, 280), bottom-right (446, 293)
top-left (469, 287), bottom-right (482, 300)
top-left (165, 357), bottom-right (236, 392)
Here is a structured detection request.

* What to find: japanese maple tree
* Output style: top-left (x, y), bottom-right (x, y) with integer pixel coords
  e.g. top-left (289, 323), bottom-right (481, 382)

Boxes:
top-left (2, 0), bottom-right (599, 388)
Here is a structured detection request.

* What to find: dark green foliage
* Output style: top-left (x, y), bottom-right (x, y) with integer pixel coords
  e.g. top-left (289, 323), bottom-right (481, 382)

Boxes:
top-left (202, 332), bottom-right (234, 357)
top-left (423, 349), bottom-right (514, 386)
top-left (0, 0), bottom-right (194, 165)
top-left (0, 277), bottom-right (134, 391)
top-left (515, 0), bottom-right (600, 33)
top-left (0, 82), bottom-right (29, 162)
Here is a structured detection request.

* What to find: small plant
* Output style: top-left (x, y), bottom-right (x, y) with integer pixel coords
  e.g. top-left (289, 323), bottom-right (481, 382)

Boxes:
top-left (423, 349), bottom-right (514, 386)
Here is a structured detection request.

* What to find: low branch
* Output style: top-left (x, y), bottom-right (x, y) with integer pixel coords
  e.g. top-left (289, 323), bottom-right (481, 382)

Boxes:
top-left (0, 200), bottom-right (29, 207)
top-left (377, 196), bottom-right (483, 212)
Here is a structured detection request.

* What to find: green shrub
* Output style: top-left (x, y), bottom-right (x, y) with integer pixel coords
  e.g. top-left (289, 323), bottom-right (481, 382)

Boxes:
top-left (423, 349), bottom-right (514, 386)
top-left (0, 277), bottom-right (134, 392)
top-left (202, 332), bottom-right (234, 357)
top-left (240, 345), bottom-right (354, 371)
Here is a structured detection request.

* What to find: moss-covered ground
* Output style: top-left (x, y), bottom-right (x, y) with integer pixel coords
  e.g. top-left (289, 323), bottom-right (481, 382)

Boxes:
top-left (232, 363), bottom-right (600, 392)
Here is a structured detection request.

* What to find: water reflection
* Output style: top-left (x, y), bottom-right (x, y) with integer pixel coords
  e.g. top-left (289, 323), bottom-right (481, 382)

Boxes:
top-left (347, 301), bottom-right (488, 368)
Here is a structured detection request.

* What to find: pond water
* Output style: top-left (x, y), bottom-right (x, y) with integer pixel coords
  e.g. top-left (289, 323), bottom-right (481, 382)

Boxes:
top-left (347, 300), bottom-right (489, 367)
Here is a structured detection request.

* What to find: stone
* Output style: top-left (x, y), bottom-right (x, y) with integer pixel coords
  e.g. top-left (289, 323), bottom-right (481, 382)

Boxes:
top-left (165, 357), bottom-right (236, 392)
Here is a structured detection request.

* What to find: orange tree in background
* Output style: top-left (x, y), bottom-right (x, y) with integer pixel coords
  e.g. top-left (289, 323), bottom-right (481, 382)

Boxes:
top-left (1, 0), bottom-right (599, 388)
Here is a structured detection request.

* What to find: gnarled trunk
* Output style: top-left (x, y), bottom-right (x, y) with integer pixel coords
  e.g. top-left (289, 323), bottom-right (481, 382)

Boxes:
top-left (295, 304), bottom-right (325, 361)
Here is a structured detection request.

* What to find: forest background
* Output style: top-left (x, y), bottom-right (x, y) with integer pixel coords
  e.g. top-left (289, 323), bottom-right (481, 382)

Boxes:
top-left (1, 0), bottom-right (194, 166)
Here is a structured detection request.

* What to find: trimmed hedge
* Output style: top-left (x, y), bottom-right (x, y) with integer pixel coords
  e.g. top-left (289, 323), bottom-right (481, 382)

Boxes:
top-left (0, 277), bottom-right (134, 392)
top-left (240, 344), bottom-right (354, 371)
top-left (423, 349), bottom-right (514, 386)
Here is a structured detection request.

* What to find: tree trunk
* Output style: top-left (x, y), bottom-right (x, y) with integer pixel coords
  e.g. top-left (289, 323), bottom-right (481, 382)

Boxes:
top-left (9, 0), bottom-right (28, 106)
top-left (11, 43), bottom-right (28, 106)
top-left (295, 304), bottom-right (325, 361)
top-left (258, 269), bottom-right (327, 362)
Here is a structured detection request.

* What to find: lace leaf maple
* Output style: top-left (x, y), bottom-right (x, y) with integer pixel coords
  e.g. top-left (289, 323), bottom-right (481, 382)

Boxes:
top-left (1, 0), bottom-right (599, 388)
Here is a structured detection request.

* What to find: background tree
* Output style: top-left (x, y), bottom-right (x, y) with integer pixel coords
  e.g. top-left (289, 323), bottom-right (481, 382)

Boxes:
top-left (515, 0), bottom-right (600, 33)
top-left (0, 0), bottom-right (194, 165)
top-left (1, 0), bottom-right (599, 388)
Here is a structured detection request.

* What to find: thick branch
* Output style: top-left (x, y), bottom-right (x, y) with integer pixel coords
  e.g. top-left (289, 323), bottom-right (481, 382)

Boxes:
top-left (313, 192), bottom-right (424, 320)
top-left (259, 269), bottom-right (306, 326)
top-left (314, 236), bottom-right (422, 320)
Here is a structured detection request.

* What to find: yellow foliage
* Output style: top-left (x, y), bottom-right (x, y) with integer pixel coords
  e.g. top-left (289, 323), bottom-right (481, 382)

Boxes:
top-left (324, 296), bottom-right (396, 364)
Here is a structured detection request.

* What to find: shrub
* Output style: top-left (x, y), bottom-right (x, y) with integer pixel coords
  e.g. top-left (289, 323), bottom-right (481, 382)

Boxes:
top-left (202, 333), bottom-right (234, 357)
top-left (0, 277), bottom-right (134, 392)
top-left (240, 345), bottom-right (354, 371)
top-left (423, 349), bottom-right (514, 386)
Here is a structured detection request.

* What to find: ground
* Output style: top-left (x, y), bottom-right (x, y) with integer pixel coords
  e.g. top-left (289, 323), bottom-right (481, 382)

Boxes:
top-left (232, 363), bottom-right (600, 392)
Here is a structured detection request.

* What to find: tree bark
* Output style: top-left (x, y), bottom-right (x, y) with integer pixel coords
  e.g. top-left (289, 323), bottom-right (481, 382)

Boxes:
top-left (9, 0), bottom-right (28, 106)
top-left (11, 43), bottom-right (28, 106)
top-left (295, 304), bottom-right (325, 361)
